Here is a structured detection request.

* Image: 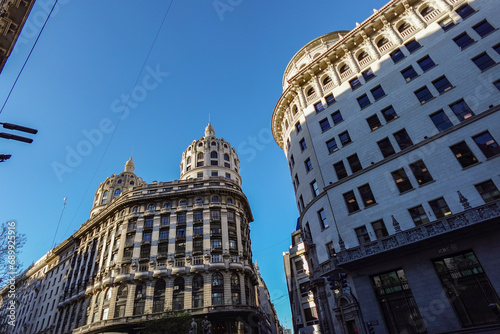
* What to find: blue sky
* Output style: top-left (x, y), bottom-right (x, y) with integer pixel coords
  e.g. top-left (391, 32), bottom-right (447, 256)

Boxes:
top-left (0, 0), bottom-right (388, 327)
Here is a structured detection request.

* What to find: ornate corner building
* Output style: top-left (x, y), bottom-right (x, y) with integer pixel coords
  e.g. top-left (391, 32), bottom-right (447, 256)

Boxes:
top-left (272, 0), bottom-right (500, 333)
top-left (0, 124), bottom-right (280, 334)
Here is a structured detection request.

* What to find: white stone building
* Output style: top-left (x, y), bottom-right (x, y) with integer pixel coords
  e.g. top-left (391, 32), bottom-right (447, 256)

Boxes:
top-left (272, 0), bottom-right (500, 333)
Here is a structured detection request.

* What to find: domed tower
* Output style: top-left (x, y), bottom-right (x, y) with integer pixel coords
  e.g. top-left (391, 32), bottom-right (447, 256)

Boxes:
top-left (90, 157), bottom-right (145, 217)
top-left (179, 122), bottom-right (241, 185)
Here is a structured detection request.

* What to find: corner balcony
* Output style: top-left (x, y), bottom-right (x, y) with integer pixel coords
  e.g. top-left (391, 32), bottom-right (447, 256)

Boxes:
top-left (328, 199), bottom-right (500, 270)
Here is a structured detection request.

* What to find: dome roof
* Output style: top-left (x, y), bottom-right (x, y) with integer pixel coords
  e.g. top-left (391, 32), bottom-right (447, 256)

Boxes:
top-left (205, 122), bottom-right (215, 137)
top-left (125, 157), bottom-right (135, 173)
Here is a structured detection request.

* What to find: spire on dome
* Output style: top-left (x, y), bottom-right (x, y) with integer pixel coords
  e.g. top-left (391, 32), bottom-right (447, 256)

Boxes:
top-left (124, 157), bottom-right (135, 173)
top-left (204, 122), bottom-right (215, 137)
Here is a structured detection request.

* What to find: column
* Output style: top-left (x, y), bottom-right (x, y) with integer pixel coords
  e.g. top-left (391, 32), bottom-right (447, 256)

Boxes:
top-left (309, 70), bottom-right (323, 97)
top-left (361, 31), bottom-right (380, 59)
top-left (343, 46), bottom-right (360, 73)
top-left (326, 60), bottom-right (341, 87)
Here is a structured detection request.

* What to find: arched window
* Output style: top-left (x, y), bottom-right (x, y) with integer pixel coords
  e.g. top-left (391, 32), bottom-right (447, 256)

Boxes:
top-left (195, 198), bottom-right (203, 204)
top-left (164, 202), bottom-right (171, 209)
top-left (293, 106), bottom-right (298, 115)
top-left (117, 179), bottom-right (122, 184)
top-left (224, 154), bottom-right (230, 161)
top-left (211, 196), bottom-right (219, 203)
top-left (245, 276), bottom-right (253, 306)
top-left (377, 37), bottom-right (389, 48)
top-left (192, 275), bottom-right (204, 308)
top-left (92, 291), bottom-right (102, 322)
top-left (198, 142), bottom-right (203, 147)
top-left (179, 200), bottom-right (187, 207)
top-left (211, 141), bottom-right (216, 146)
top-left (114, 284), bottom-right (128, 318)
top-left (339, 64), bottom-right (350, 74)
top-left (398, 22), bottom-right (412, 33)
top-left (420, 6), bottom-right (435, 17)
top-left (188, 146), bottom-right (191, 151)
top-left (322, 76), bottom-right (332, 86)
top-left (227, 197), bottom-right (233, 204)
top-left (187, 157), bottom-right (191, 164)
top-left (357, 51), bottom-right (369, 61)
top-left (197, 152), bottom-right (204, 160)
top-left (130, 181), bottom-right (135, 185)
top-left (132, 206), bottom-right (138, 213)
top-left (212, 273), bottom-right (224, 306)
top-left (153, 280), bottom-right (166, 313)
top-left (231, 273), bottom-right (241, 305)
top-left (211, 151), bottom-right (218, 159)
top-left (173, 277), bottom-right (185, 310)
top-left (133, 284), bottom-right (145, 315)
top-left (148, 204), bottom-right (155, 211)
top-left (114, 189), bottom-right (121, 196)
top-left (101, 288), bottom-right (112, 320)
top-left (284, 120), bottom-right (289, 129)
top-left (306, 87), bottom-right (315, 96)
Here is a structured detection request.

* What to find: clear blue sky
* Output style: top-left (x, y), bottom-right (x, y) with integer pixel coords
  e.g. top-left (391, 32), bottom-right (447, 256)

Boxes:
top-left (0, 0), bottom-right (388, 327)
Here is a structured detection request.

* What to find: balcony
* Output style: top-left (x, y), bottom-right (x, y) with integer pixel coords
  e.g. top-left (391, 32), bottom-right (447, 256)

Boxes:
top-left (399, 25), bottom-right (417, 39)
top-left (423, 8), bottom-right (441, 22)
top-left (332, 200), bottom-right (500, 268)
top-left (323, 80), bottom-right (334, 93)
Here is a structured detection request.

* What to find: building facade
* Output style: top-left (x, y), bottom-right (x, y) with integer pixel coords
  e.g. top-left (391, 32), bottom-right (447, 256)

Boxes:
top-left (1, 123), bottom-right (278, 334)
top-left (272, 0), bottom-right (500, 333)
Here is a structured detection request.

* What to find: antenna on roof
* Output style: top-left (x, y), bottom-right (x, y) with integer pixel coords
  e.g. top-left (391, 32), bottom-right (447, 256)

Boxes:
top-left (51, 197), bottom-right (68, 248)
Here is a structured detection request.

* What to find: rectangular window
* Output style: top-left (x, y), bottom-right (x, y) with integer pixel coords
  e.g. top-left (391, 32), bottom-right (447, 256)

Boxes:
top-left (159, 230), bottom-right (169, 241)
top-left (142, 232), bottom-right (152, 243)
top-left (334, 161), bottom-right (348, 180)
top-left (318, 209), bottom-right (328, 229)
top-left (367, 114), bottom-right (382, 131)
top-left (430, 110), bottom-right (453, 132)
top-left (371, 220), bottom-right (388, 239)
top-left (331, 110), bottom-right (343, 124)
top-left (405, 39), bottom-right (421, 53)
top-left (347, 154), bottom-right (362, 173)
top-left (358, 184), bottom-right (376, 206)
top-left (290, 155), bottom-right (295, 167)
top-left (326, 138), bottom-right (339, 153)
top-left (439, 17), bottom-right (455, 31)
top-left (408, 205), bottom-right (430, 226)
top-left (296, 122), bottom-right (302, 133)
top-left (453, 32), bottom-right (475, 50)
top-left (377, 137), bottom-right (396, 158)
top-left (355, 226), bottom-right (370, 244)
top-left (432, 76), bottom-right (453, 94)
top-left (393, 129), bottom-right (413, 150)
top-left (349, 77), bottom-right (361, 90)
top-left (409, 160), bottom-right (433, 185)
top-left (357, 94), bottom-right (371, 108)
top-left (472, 52), bottom-right (496, 71)
top-left (225, 173), bottom-right (231, 179)
top-left (343, 191), bottom-right (360, 213)
top-left (401, 66), bottom-right (418, 82)
top-left (456, 4), bottom-right (475, 19)
top-left (450, 141), bottom-right (478, 168)
top-left (473, 131), bottom-right (500, 158)
top-left (299, 196), bottom-right (305, 212)
top-left (449, 99), bottom-right (474, 121)
top-left (494, 43), bottom-right (500, 56)
top-left (433, 251), bottom-right (500, 327)
top-left (314, 102), bottom-right (324, 113)
top-left (415, 86), bottom-right (434, 104)
top-left (362, 68), bottom-right (375, 81)
top-left (428, 197), bottom-right (452, 218)
top-left (304, 158), bottom-right (313, 172)
top-left (319, 118), bottom-right (331, 131)
top-left (299, 139), bottom-right (307, 151)
top-left (390, 48), bottom-right (405, 63)
top-left (370, 85), bottom-right (386, 101)
top-left (310, 180), bottom-right (319, 198)
top-left (392, 168), bottom-right (414, 193)
top-left (381, 106), bottom-right (398, 122)
top-left (475, 180), bottom-right (500, 203)
top-left (177, 213), bottom-right (186, 224)
top-left (325, 94), bottom-right (336, 106)
top-left (339, 131), bottom-right (352, 146)
top-left (417, 55), bottom-right (436, 71)
top-left (294, 174), bottom-right (299, 187)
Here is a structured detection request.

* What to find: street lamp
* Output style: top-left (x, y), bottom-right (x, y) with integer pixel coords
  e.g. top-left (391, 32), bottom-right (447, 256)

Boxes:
top-left (0, 121), bottom-right (38, 162)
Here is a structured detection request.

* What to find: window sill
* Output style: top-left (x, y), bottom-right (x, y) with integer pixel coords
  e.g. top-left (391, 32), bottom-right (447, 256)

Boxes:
top-left (398, 188), bottom-right (415, 196)
top-left (405, 75), bottom-right (420, 83)
top-left (348, 210), bottom-right (362, 216)
top-left (370, 125), bottom-right (383, 132)
top-left (328, 149), bottom-right (340, 155)
top-left (359, 104), bottom-right (372, 111)
top-left (392, 56), bottom-right (407, 64)
top-left (341, 141), bottom-right (353, 148)
top-left (421, 64), bottom-right (438, 73)
top-left (439, 86), bottom-right (456, 95)
top-left (418, 179), bottom-right (436, 188)
top-left (481, 62), bottom-right (499, 73)
top-left (407, 45), bottom-right (423, 54)
top-left (461, 161), bottom-right (481, 170)
top-left (364, 203), bottom-right (378, 209)
top-left (363, 75), bottom-right (376, 82)
top-left (485, 153), bottom-right (500, 161)
top-left (351, 85), bottom-right (362, 92)
top-left (373, 94), bottom-right (387, 103)
top-left (321, 226), bottom-right (330, 231)
top-left (420, 97), bottom-right (436, 105)
top-left (333, 119), bottom-right (344, 126)
top-left (479, 28), bottom-right (498, 39)
top-left (322, 128), bottom-right (332, 133)
top-left (459, 41), bottom-right (476, 51)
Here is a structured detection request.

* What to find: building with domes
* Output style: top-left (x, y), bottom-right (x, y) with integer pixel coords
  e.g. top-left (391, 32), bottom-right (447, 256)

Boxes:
top-left (0, 123), bottom-right (279, 334)
top-left (272, 0), bottom-right (500, 333)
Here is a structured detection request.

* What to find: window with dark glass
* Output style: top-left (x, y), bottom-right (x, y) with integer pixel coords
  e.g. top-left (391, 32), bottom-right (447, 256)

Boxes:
top-left (355, 226), bottom-right (370, 244)
top-left (310, 180), bottom-right (319, 198)
top-left (343, 191), bottom-right (360, 213)
top-left (378, 138), bottom-right (396, 158)
top-left (453, 32), bottom-right (475, 50)
top-left (295, 122), bottom-right (302, 133)
top-left (432, 76), bottom-right (453, 94)
top-left (408, 205), bottom-right (429, 226)
top-left (177, 213), bottom-right (186, 224)
top-left (326, 138), bottom-right (338, 154)
top-left (392, 168), bottom-right (413, 193)
top-left (142, 231), bottom-right (152, 243)
top-left (349, 77), bottom-right (361, 90)
top-left (362, 68), bottom-right (375, 81)
top-left (415, 86), bottom-right (434, 104)
top-left (450, 141), bottom-right (478, 168)
top-left (159, 230), bottom-right (169, 241)
top-left (381, 106), bottom-right (398, 122)
top-left (439, 17), bottom-right (455, 31)
top-left (371, 85), bottom-right (386, 101)
top-left (371, 220), bottom-right (388, 239)
top-left (428, 197), bottom-right (452, 218)
top-left (494, 43), bottom-right (500, 56)
top-left (331, 110), bottom-right (343, 124)
top-left (475, 180), bottom-right (500, 203)
top-left (325, 94), bottom-right (336, 106)
top-left (334, 161), bottom-right (348, 180)
top-left (473, 131), bottom-right (500, 158)
top-left (367, 114), bottom-right (382, 131)
top-left (449, 99), bottom-right (474, 121)
top-left (319, 118), bottom-right (331, 131)
top-left (176, 227), bottom-right (186, 238)
top-left (357, 94), bottom-right (371, 108)
top-left (390, 48), bottom-right (405, 63)
top-left (472, 52), bottom-right (496, 71)
top-left (294, 174), bottom-right (299, 187)
top-left (455, 4), bottom-right (475, 19)
top-left (347, 154), bottom-right (362, 173)
top-left (472, 20), bottom-right (495, 38)
top-left (401, 66), bottom-right (418, 82)
top-left (409, 160), bottom-right (433, 185)
top-left (358, 184), bottom-right (376, 206)
top-left (394, 129), bottom-right (413, 150)
top-left (405, 39), bottom-right (421, 53)
top-left (417, 55), bottom-right (436, 71)
top-left (339, 131), bottom-right (352, 146)
top-left (299, 138), bottom-right (307, 151)
top-left (314, 102), bottom-right (324, 113)
top-left (318, 209), bottom-right (328, 229)
top-left (304, 158), bottom-right (313, 172)
top-left (430, 110), bottom-right (453, 131)
top-left (495, 80), bottom-right (500, 90)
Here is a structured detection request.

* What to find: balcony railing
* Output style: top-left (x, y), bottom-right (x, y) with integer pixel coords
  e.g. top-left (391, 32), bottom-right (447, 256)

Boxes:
top-left (333, 200), bottom-right (500, 268)
top-left (192, 256), bottom-right (204, 265)
top-left (323, 80), bottom-right (334, 93)
top-left (174, 258), bottom-right (185, 267)
top-left (423, 8), bottom-right (440, 22)
top-left (378, 41), bottom-right (393, 53)
top-left (400, 25), bottom-right (417, 39)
